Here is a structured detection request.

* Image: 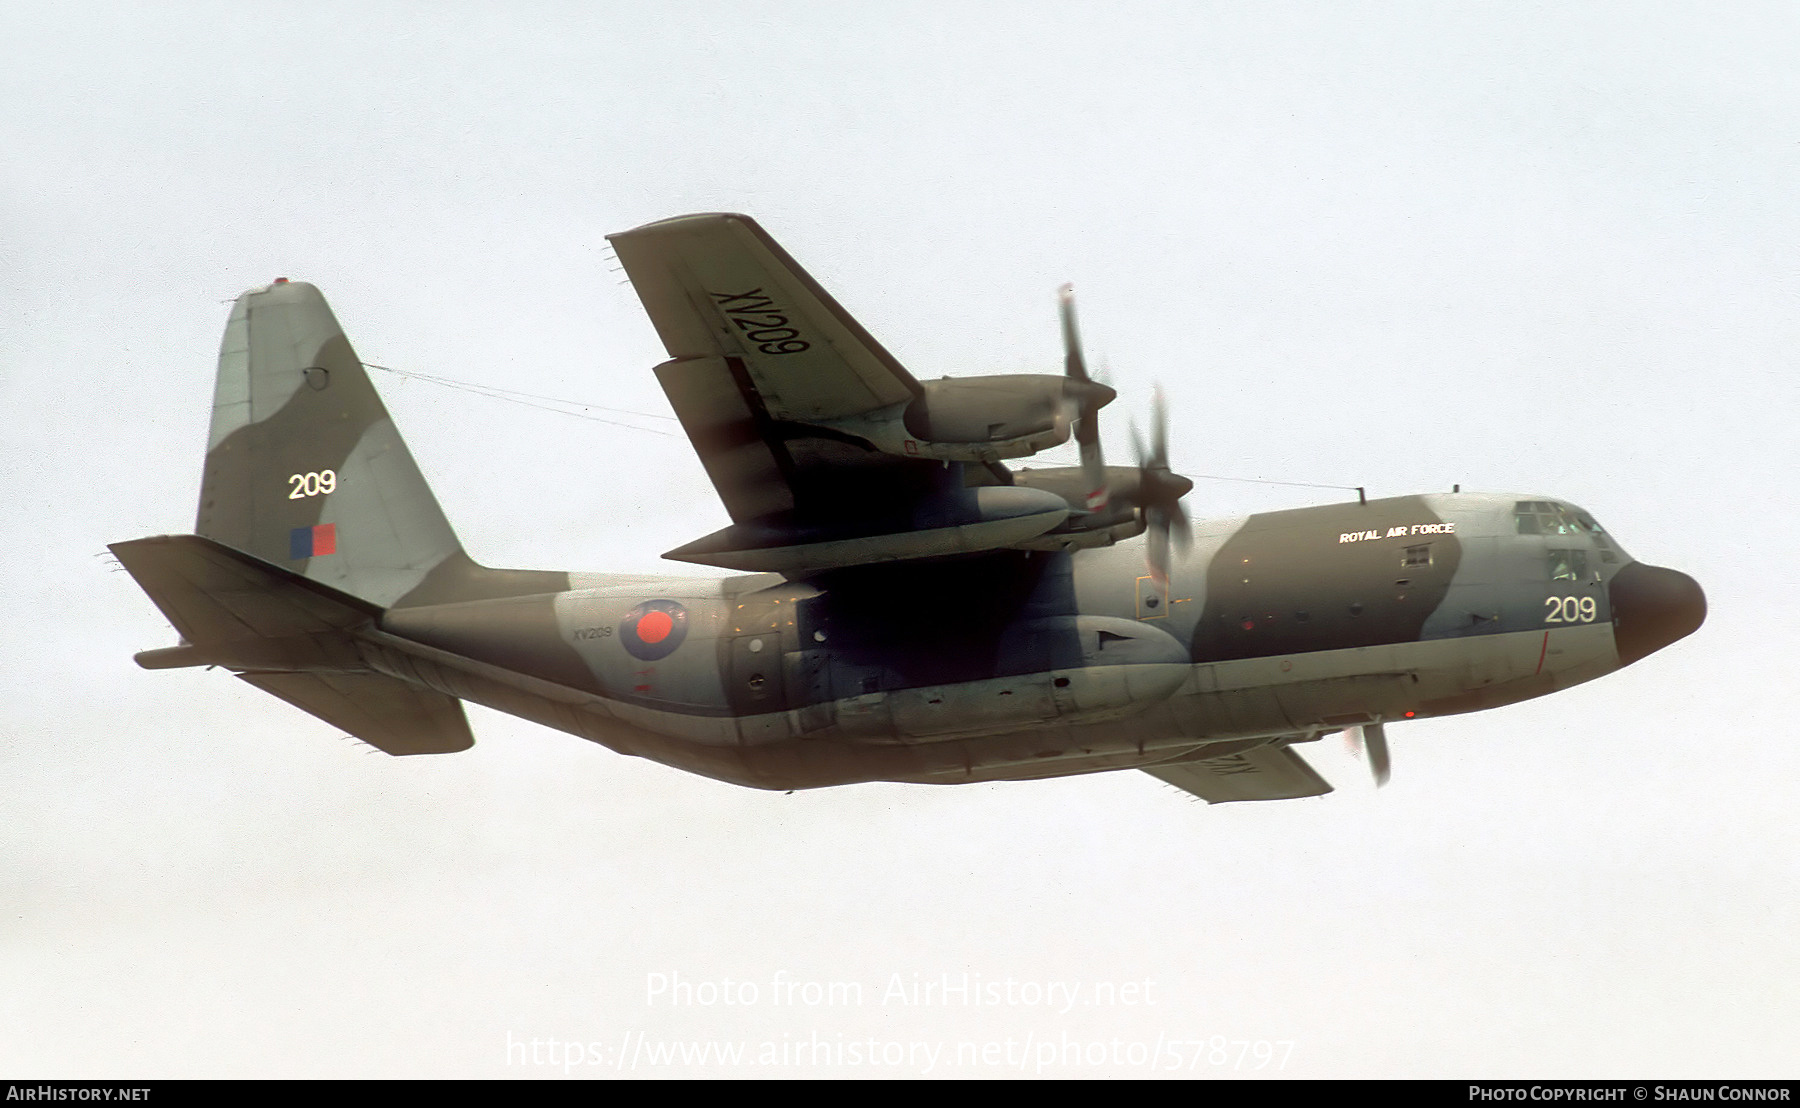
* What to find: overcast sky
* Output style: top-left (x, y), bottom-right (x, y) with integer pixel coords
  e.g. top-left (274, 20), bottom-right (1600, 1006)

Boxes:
top-left (3, 2), bottom-right (1796, 1078)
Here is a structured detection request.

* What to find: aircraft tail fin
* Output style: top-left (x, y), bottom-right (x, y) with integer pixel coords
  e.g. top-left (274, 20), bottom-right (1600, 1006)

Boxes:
top-left (198, 280), bottom-right (484, 609)
top-left (109, 534), bottom-right (473, 754)
top-left (112, 282), bottom-right (575, 751)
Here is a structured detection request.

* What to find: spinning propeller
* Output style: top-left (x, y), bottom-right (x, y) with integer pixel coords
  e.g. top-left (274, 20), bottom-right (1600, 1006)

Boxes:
top-left (1058, 284), bottom-right (1194, 582)
top-left (1058, 284), bottom-right (1111, 514)
top-left (1344, 722), bottom-right (1393, 787)
top-left (1131, 389), bottom-right (1194, 585)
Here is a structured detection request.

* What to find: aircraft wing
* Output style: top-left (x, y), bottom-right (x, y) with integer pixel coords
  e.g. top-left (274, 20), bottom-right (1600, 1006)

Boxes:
top-left (608, 214), bottom-right (1068, 575)
top-left (608, 212), bottom-right (920, 424)
top-left (1142, 741), bottom-right (1335, 804)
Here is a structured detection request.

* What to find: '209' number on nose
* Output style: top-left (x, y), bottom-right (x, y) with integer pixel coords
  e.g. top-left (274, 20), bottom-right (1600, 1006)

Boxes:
top-left (288, 470), bottom-right (337, 498)
top-left (1544, 595), bottom-right (1597, 623)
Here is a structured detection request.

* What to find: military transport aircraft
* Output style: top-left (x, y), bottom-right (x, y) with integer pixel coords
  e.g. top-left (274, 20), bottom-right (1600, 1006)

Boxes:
top-left (110, 213), bottom-right (1706, 803)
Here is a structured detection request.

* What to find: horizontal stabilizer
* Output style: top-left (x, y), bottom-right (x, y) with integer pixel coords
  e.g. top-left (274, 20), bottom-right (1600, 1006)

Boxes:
top-left (110, 534), bottom-right (378, 657)
top-left (1143, 741), bottom-right (1334, 804)
top-left (236, 670), bottom-right (473, 755)
top-left (113, 535), bottom-right (474, 755)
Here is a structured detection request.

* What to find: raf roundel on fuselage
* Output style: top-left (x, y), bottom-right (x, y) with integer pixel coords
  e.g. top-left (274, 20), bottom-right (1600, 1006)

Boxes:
top-left (621, 600), bottom-right (690, 661)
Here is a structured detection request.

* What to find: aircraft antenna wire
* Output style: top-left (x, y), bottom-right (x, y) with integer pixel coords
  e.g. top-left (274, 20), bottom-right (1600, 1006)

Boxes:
top-left (362, 362), bottom-right (680, 436)
top-left (1031, 443), bottom-right (1364, 496)
top-left (1185, 473), bottom-right (1367, 494)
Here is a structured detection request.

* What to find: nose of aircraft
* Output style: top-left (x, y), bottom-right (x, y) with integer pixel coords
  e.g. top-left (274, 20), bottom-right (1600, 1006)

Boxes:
top-left (1609, 562), bottom-right (1706, 666)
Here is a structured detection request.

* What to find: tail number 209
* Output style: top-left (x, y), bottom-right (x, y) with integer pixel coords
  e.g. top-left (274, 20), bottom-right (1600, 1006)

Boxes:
top-left (1544, 595), bottom-right (1597, 623)
top-left (288, 470), bottom-right (337, 498)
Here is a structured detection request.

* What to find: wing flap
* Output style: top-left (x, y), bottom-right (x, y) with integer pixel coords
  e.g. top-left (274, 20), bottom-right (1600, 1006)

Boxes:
top-left (654, 355), bottom-right (796, 522)
top-left (1143, 741), bottom-right (1335, 804)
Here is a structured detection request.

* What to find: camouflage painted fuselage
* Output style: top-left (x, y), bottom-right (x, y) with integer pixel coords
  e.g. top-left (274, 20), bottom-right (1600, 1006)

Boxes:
top-left (114, 278), bottom-right (1703, 799)
top-left (356, 491), bottom-right (1698, 789)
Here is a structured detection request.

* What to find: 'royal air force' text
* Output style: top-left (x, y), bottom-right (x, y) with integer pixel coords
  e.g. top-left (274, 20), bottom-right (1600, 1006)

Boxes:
top-left (1338, 523), bottom-right (1456, 544)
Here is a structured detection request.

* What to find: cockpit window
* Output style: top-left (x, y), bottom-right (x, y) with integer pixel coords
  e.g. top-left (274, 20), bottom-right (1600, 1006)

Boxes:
top-left (1515, 501), bottom-right (1560, 533)
top-left (1515, 501), bottom-right (1605, 537)
top-left (1547, 548), bottom-right (1590, 582)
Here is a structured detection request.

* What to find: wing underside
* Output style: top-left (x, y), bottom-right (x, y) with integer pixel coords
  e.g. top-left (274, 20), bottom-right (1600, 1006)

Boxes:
top-left (610, 212), bottom-right (934, 526)
top-left (608, 212), bottom-right (919, 424)
top-left (610, 213), bottom-right (1072, 574)
top-left (1142, 741), bottom-right (1335, 804)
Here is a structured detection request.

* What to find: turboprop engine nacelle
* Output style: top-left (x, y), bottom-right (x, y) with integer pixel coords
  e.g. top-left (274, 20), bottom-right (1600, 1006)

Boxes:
top-left (814, 375), bottom-right (1116, 464)
top-left (901, 374), bottom-right (1114, 460)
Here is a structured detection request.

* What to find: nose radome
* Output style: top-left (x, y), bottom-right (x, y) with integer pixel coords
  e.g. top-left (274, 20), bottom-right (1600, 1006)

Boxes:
top-left (1609, 562), bottom-right (1706, 667)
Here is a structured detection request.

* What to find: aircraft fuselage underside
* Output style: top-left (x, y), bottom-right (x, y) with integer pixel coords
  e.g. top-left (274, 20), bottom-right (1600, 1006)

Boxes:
top-left (357, 491), bottom-right (1696, 790)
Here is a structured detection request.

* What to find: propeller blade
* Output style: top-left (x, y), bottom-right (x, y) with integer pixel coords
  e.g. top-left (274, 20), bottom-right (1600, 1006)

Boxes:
top-left (1151, 386), bottom-right (1168, 467)
top-left (1129, 398), bottom-right (1195, 581)
top-left (1169, 503), bottom-right (1194, 552)
top-left (1060, 284), bottom-right (1110, 511)
top-left (1058, 284), bottom-right (1088, 383)
top-left (1147, 512), bottom-right (1170, 585)
top-left (1359, 722), bottom-right (1392, 787)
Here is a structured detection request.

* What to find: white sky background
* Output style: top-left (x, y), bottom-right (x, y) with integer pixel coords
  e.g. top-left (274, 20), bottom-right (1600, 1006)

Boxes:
top-left (3, 1), bottom-right (1796, 1078)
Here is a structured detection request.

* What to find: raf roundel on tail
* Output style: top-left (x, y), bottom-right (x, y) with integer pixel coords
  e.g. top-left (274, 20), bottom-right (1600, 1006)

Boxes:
top-left (110, 215), bottom-right (1706, 802)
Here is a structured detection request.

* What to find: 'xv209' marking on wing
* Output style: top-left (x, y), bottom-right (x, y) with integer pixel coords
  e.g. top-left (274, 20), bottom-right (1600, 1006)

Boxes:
top-left (709, 288), bottom-right (812, 355)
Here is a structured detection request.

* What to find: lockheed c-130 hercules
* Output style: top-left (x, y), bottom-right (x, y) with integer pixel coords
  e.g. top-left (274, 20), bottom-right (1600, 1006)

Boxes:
top-left (111, 213), bottom-right (1706, 803)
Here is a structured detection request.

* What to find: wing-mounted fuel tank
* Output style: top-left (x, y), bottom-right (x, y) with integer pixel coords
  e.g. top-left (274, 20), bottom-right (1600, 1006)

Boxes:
top-left (664, 484), bottom-right (1071, 576)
